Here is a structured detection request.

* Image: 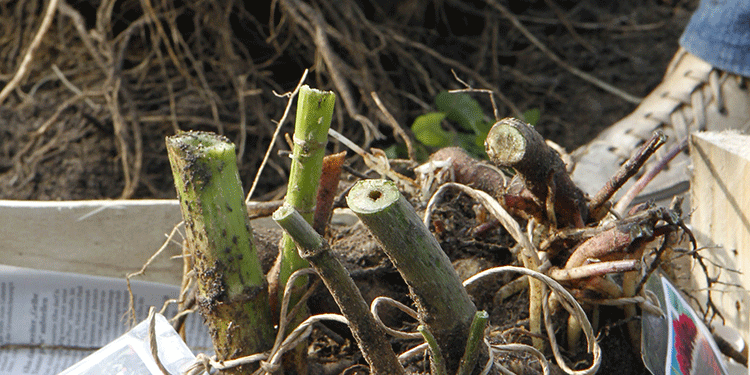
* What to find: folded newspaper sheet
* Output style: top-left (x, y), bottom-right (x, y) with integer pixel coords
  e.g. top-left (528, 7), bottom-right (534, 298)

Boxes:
top-left (0, 265), bottom-right (211, 375)
top-left (59, 313), bottom-right (198, 375)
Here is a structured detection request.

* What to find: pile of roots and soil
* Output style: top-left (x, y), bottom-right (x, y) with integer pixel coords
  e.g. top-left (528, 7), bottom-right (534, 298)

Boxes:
top-left (0, 0), bottom-right (694, 200)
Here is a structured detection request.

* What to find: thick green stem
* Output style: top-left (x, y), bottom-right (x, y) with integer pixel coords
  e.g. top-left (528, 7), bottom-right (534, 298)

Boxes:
top-left (277, 85), bottom-right (336, 301)
top-left (273, 85), bottom-right (335, 375)
top-left (166, 131), bottom-right (273, 373)
top-left (273, 204), bottom-right (406, 375)
top-left (346, 179), bottom-right (479, 374)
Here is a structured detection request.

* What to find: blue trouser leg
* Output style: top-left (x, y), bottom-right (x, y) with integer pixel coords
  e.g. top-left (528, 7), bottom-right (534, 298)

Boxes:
top-left (680, 0), bottom-right (750, 77)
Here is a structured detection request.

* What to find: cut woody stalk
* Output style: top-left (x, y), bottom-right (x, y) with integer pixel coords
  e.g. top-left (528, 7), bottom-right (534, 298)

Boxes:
top-left (484, 117), bottom-right (588, 228)
top-left (346, 179), bottom-right (484, 374)
top-left (561, 206), bottom-right (672, 350)
top-left (166, 131), bottom-right (273, 374)
top-left (313, 151), bottom-right (347, 234)
top-left (273, 204), bottom-right (406, 375)
top-left (588, 131), bottom-right (666, 217)
top-left (614, 139), bottom-right (688, 350)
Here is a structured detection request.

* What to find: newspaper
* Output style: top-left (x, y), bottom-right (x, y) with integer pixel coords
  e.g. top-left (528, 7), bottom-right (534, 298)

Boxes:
top-left (0, 265), bottom-right (211, 375)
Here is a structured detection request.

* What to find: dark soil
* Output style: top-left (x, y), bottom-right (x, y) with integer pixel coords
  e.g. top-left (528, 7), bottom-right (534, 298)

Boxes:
top-left (0, 0), bottom-right (695, 201)
top-left (1, 0), bottom-right (698, 374)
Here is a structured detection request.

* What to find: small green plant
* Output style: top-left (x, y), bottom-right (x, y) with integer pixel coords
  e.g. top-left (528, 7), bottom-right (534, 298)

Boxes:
top-left (409, 91), bottom-right (540, 158)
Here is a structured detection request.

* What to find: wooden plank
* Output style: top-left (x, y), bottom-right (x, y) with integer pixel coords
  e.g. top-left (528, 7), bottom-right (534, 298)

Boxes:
top-left (0, 200), bottom-right (185, 284)
top-left (0, 199), bottom-right (349, 285)
top-left (690, 131), bottom-right (750, 342)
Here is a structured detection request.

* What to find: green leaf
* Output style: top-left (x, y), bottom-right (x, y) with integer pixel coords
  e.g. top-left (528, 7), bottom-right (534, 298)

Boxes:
top-left (383, 144), bottom-right (401, 159)
top-left (411, 112), bottom-right (453, 148)
top-left (522, 108), bottom-right (541, 126)
top-left (435, 91), bottom-right (485, 133)
top-left (457, 133), bottom-right (484, 157)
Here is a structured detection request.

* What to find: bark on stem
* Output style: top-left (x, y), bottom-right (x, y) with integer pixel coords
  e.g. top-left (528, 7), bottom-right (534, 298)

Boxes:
top-left (313, 151), bottom-right (346, 234)
top-left (548, 259), bottom-right (640, 281)
top-left (485, 117), bottom-right (587, 227)
top-left (564, 207), bottom-right (666, 270)
top-left (166, 131), bottom-right (273, 373)
top-left (613, 136), bottom-right (688, 215)
top-left (273, 204), bottom-right (406, 375)
top-left (346, 179), bottom-right (480, 374)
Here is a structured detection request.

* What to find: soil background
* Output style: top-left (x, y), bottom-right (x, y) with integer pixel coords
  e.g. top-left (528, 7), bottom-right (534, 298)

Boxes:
top-left (0, 0), bottom-right (697, 201)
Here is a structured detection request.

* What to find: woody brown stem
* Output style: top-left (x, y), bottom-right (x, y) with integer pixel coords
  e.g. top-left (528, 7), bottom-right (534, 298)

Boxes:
top-left (564, 207), bottom-right (669, 269)
top-left (428, 147), bottom-right (507, 198)
top-left (613, 136), bottom-right (688, 214)
top-left (548, 259), bottom-right (640, 281)
top-left (485, 117), bottom-right (587, 227)
top-left (588, 131), bottom-right (666, 216)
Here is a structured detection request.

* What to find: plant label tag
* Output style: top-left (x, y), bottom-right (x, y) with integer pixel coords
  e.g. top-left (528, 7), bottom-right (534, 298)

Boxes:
top-left (641, 273), bottom-right (728, 375)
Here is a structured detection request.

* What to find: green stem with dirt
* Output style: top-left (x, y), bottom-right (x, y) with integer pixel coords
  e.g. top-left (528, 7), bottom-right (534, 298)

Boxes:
top-left (166, 131), bottom-right (273, 374)
top-left (269, 85), bottom-right (335, 374)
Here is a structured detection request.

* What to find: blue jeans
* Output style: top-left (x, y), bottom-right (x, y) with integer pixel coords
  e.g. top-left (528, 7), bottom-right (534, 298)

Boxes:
top-left (680, 0), bottom-right (750, 77)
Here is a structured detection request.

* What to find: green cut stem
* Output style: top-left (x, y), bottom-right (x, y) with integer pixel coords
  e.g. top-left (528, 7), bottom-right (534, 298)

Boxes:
top-left (277, 85), bottom-right (336, 301)
top-left (346, 179), bottom-right (479, 374)
top-left (456, 311), bottom-right (490, 375)
top-left (166, 131), bottom-right (273, 373)
top-left (273, 204), bottom-right (406, 375)
top-left (273, 85), bottom-right (335, 375)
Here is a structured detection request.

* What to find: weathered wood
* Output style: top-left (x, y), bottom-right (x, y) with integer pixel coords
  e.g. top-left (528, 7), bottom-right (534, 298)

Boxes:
top-left (0, 199), bottom-right (330, 284)
top-left (690, 131), bottom-right (750, 342)
top-left (0, 199), bottom-right (183, 284)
